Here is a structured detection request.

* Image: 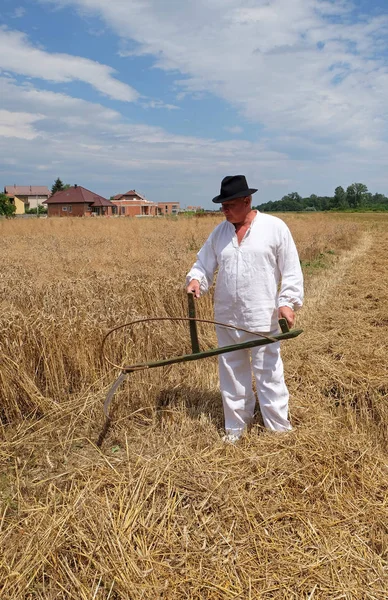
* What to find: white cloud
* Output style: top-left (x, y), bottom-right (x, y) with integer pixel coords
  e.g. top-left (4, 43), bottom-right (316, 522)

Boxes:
top-left (224, 126), bottom-right (243, 134)
top-left (87, 27), bottom-right (105, 37)
top-left (142, 100), bottom-right (180, 110)
top-left (11, 7), bottom-right (26, 18)
top-left (0, 27), bottom-right (139, 102)
top-left (39, 0), bottom-right (388, 144)
top-left (0, 109), bottom-right (43, 140)
top-left (3, 71), bottom-right (388, 207)
top-left (0, 76), bottom-right (299, 203)
top-left (4, 0), bottom-right (388, 203)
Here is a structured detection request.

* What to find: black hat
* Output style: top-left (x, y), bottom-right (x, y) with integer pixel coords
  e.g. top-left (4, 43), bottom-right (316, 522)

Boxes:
top-left (212, 175), bottom-right (258, 204)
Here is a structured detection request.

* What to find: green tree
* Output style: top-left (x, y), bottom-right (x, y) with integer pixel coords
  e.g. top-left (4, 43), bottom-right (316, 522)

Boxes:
top-left (51, 178), bottom-right (65, 195)
top-left (306, 194), bottom-right (322, 210)
top-left (346, 183), bottom-right (368, 208)
top-left (257, 185), bottom-right (388, 213)
top-left (280, 192), bottom-right (303, 211)
top-left (333, 186), bottom-right (348, 209)
top-left (372, 193), bottom-right (388, 207)
top-left (319, 196), bottom-right (331, 211)
top-left (25, 205), bottom-right (47, 215)
top-left (0, 193), bottom-right (16, 218)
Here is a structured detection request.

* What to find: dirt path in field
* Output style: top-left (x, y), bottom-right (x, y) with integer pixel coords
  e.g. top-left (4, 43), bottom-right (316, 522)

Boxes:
top-left (286, 223), bottom-right (388, 438)
top-left (301, 231), bottom-right (373, 322)
top-left (301, 224), bottom-right (387, 349)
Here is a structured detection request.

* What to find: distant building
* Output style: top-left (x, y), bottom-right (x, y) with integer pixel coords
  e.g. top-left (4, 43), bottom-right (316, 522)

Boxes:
top-left (158, 202), bottom-right (180, 215)
top-left (186, 205), bottom-right (203, 213)
top-left (4, 185), bottom-right (51, 214)
top-left (111, 190), bottom-right (180, 216)
top-left (5, 194), bottom-right (25, 215)
top-left (111, 190), bottom-right (157, 216)
top-left (44, 185), bottom-right (115, 217)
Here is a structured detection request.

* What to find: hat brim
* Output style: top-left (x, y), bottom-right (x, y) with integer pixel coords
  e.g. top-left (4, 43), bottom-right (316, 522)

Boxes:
top-left (212, 188), bottom-right (257, 203)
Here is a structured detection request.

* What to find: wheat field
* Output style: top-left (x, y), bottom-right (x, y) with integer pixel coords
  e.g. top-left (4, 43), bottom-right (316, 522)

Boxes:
top-left (0, 212), bottom-right (387, 599)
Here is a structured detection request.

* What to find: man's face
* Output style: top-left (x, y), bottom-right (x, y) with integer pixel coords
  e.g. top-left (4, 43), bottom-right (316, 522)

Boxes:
top-left (221, 197), bottom-right (251, 223)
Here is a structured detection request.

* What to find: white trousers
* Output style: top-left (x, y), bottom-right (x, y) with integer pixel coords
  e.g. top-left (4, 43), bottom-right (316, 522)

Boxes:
top-left (216, 326), bottom-right (292, 435)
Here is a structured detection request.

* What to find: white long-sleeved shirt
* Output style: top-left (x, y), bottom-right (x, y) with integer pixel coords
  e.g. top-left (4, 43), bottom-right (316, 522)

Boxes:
top-left (186, 211), bottom-right (304, 332)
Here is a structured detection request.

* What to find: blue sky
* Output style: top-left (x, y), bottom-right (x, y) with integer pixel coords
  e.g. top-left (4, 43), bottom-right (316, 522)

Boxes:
top-left (1, 0), bottom-right (388, 208)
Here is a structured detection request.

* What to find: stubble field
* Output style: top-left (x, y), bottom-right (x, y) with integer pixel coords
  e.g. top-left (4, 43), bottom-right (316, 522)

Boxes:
top-left (0, 212), bottom-right (387, 599)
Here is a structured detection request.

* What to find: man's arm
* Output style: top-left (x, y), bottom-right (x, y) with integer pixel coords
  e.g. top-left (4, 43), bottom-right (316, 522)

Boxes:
top-left (186, 234), bottom-right (218, 298)
top-left (277, 224), bottom-right (304, 327)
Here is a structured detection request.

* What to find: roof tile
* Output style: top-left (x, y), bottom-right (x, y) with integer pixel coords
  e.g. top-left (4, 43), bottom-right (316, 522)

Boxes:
top-left (4, 185), bottom-right (50, 196)
top-left (44, 185), bottom-right (114, 206)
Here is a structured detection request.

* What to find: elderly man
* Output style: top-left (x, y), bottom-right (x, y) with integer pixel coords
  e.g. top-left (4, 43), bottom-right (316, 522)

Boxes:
top-left (186, 175), bottom-right (304, 442)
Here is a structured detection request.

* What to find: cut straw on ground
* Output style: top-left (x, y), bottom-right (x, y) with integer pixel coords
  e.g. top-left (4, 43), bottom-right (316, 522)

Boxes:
top-left (1, 213), bottom-right (387, 599)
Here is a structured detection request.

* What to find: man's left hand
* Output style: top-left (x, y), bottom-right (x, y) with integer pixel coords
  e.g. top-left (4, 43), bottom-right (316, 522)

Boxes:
top-left (278, 306), bottom-right (295, 329)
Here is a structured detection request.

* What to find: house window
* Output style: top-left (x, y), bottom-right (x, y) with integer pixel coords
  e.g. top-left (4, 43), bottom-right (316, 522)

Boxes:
top-left (62, 206), bottom-right (67, 212)
top-left (68, 206), bottom-right (72, 212)
top-left (165, 205), bottom-right (168, 213)
top-left (172, 205), bottom-right (178, 214)
top-left (121, 206), bottom-right (125, 215)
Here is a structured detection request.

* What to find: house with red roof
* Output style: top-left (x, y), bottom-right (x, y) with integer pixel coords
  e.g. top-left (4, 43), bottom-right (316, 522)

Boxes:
top-left (111, 190), bottom-right (180, 216)
top-left (44, 185), bottom-right (115, 217)
top-left (111, 190), bottom-right (157, 216)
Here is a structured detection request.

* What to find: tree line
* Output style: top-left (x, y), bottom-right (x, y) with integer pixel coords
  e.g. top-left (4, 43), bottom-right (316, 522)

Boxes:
top-left (255, 183), bottom-right (388, 212)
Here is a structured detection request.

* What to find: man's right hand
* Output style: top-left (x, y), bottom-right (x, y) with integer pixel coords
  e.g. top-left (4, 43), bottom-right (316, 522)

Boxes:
top-left (186, 279), bottom-right (200, 298)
